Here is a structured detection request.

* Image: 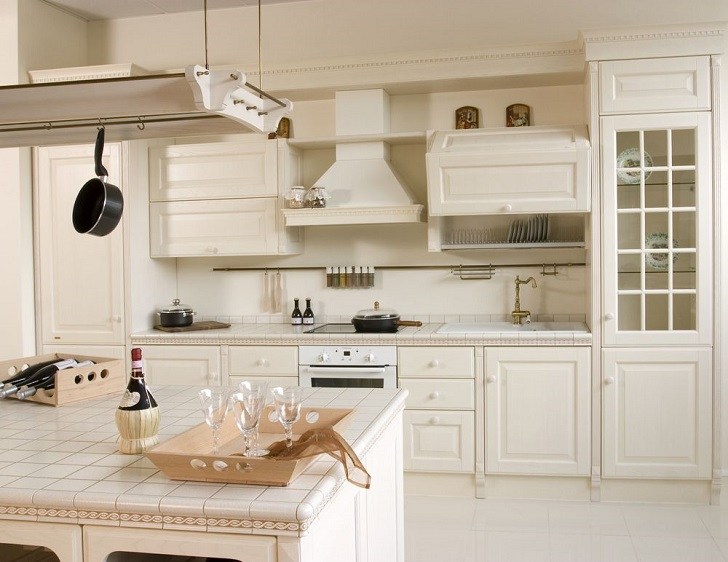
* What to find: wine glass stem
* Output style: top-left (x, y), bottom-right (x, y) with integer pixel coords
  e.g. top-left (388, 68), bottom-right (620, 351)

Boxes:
top-left (285, 425), bottom-right (293, 448)
top-left (243, 434), bottom-right (251, 457)
top-left (212, 426), bottom-right (220, 454)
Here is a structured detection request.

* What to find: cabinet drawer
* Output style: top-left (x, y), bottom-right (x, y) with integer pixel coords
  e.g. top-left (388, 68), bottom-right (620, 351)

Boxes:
top-left (229, 346), bottom-right (298, 376)
top-left (149, 140), bottom-right (277, 201)
top-left (150, 198), bottom-right (278, 257)
top-left (229, 375), bottom-right (298, 390)
top-left (403, 410), bottom-right (474, 472)
top-left (400, 379), bottom-right (474, 410)
top-left (600, 57), bottom-right (711, 114)
top-left (398, 347), bottom-right (474, 378)
top-left (139, 345), bottom-right (220, 386)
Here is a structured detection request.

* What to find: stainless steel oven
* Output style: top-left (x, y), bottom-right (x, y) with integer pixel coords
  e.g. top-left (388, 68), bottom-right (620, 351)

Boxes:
top-left (298, 345), bottom-right (397, 389)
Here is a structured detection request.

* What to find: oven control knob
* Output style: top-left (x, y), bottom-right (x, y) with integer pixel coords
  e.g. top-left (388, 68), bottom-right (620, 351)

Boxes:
top-left (364, 353), bottom-right (377, 363)
top-left (318, 352), bottom-right (329, 363)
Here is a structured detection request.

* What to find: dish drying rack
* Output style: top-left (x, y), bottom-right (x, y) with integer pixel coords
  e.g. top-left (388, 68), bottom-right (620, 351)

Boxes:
top-left (441, 214), bottom-right (584, 249)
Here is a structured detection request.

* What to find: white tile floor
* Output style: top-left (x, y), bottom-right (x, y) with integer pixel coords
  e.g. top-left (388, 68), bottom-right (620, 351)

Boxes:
top-left (404, 496), bottom-right (728, 562)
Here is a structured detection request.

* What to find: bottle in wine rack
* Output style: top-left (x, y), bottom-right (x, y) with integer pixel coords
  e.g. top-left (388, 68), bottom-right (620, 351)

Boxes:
top-left (1, 358), bottom-right (60, 393)
top-left (0, 358), bottom-right (78, 399)
top-left (303, 298), bottom-right (315, 325)
top-left (16, 360), bottom-right (94, 400)
top-left (291, 298), bottom-right (303, 325)
top-left (115, 348), bottom-right (160, 454)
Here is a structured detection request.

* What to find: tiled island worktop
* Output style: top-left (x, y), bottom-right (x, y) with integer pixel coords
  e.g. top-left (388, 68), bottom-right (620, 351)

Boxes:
top-left (0, 386), bottom-right (407, 562)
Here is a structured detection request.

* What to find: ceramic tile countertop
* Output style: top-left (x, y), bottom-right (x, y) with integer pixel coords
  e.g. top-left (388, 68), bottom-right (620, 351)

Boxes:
top-left (131, 322), bottom-right (592, 346)
top-left (0, 386), bottom-right (406, 536)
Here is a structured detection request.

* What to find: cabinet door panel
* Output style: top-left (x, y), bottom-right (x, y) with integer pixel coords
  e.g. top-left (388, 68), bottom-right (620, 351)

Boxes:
top-left (486, 347), bottom-right (590, 475)
top-left (36, 144), bottom-right (125, 345)
top-left (403, 410), bottom-right (474, 472)
top-left (149, 140), bottom-right (277, 201)
top-left (150, 198), bottom-right (277, 257)
top-left (139, 345), bottom-right (220, 386)
top-left (602, 348), bottom-right (711, 478)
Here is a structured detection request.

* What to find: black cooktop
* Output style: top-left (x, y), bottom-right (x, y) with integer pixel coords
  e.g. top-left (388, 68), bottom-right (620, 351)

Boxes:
top-left (304, 323), bottom-right (403, 334)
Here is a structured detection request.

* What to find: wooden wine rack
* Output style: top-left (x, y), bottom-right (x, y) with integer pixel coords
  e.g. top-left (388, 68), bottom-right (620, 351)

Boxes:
top-left (0, 353), bottom-right (125, 406)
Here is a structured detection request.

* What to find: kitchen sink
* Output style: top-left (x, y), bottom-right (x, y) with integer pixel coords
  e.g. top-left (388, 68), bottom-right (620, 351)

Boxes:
top-left (436, 321), bottom-right (589, 334)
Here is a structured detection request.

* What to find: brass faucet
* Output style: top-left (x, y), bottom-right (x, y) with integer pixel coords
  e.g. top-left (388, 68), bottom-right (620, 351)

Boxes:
top-left (512, 276), bottom-right (537, 325)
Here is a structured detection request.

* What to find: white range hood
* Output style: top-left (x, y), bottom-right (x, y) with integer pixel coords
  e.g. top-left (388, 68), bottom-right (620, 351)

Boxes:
top-left (282, 89), bottom-right (424, 226)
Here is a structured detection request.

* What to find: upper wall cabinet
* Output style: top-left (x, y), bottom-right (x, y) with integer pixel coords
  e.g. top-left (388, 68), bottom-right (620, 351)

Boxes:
top-left (426, 125), bottom-right (590, 215)
top-left (600, 57), bottom-right (711, 115)
top-left (148, 136), bottom-right (303, 257)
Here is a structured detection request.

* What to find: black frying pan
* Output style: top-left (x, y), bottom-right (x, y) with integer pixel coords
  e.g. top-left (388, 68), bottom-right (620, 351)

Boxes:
top-left (72, 128), bottom-right (124, 236)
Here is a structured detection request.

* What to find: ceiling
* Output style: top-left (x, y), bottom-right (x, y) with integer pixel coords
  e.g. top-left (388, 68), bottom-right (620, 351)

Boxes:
top-left (42, 0), bottom-right (310, 21)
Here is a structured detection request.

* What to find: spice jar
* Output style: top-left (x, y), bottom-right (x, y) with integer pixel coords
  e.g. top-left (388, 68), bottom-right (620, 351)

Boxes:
top-left (285, 186), bottom-right (306, 209)
top-left (305, 186), bottom-right (330, 208)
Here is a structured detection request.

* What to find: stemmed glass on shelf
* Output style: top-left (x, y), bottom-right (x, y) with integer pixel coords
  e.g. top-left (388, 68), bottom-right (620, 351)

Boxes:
top-left (271, 386), bottom-right (303, 449)
top-left (229, 380), bottom-right (269, 458)
top-left (197, 376), bottom-right (230, 454)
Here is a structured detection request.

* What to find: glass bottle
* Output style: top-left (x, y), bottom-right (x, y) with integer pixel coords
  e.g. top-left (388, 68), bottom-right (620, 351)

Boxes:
top-left (303, 298), bottom-right (314, 325)
top-left (291, 298), bottom-right (303, 325)
top-left (115, 348), bottom-right (160, 454)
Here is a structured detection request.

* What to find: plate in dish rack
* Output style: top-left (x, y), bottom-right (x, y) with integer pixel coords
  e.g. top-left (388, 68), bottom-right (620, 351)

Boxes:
top-left (617, 147), bottom-right (653, 184)
top-left (645, 232), bottom-right (678, 269)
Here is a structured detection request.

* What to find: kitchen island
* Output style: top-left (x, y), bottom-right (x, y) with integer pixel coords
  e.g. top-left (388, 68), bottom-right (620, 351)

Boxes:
top-left (0, 386), bottom-right (406, 562)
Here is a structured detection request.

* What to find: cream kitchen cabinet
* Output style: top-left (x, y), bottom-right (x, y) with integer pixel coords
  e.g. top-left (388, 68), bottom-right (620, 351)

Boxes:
top-left (227, 345), bottom-right (298, 388)
top-left (35, 144), bottom-right (125, 346)
top-left (399, 347), bottom-right (476, 473)
top-left (426, 126), bottom-right (590, 215)
top-left (602, 348), bottom-right (712, 478)
top-left (485, 347), bottom-right (590, 476)
top-left (148, 137), bottom-right (302, 257)
top-left (138, 345), bottom-right (220, 386)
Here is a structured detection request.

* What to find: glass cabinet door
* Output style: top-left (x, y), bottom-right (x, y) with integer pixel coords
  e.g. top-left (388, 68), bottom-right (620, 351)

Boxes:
top-left (602, 113), bottom-right (712, 346)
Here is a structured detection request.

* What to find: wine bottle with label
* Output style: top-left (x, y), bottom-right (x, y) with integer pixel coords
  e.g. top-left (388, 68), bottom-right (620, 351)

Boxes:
top-left (16, 360), bottom-right (93, 399)
top-left (0, 359), bottom-right (78, 399)
top-left (115, 348), bottom-right (160, 454)
top-left (303, 298), bottom-right (315, 325)
top-left (291, 298), bottom-right (303, 325)
top-left (1, 359), bottom-right (61, 392)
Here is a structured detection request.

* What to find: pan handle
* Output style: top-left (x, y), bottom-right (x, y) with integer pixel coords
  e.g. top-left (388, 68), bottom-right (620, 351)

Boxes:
top-left (396, 320), bottom-right (423, 327)
top-left (94, 127), bottom-right (109, 178)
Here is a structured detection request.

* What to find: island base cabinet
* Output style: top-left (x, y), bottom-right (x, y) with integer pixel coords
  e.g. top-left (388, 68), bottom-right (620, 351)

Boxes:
top-left (602, 348), bottom-right (712, 479)
top-left (485, 347), bottom-right (591, 476)
top-left (403, 410), bottom-right (475, 472)
top-left (0, 520), bottom-right (82, 562)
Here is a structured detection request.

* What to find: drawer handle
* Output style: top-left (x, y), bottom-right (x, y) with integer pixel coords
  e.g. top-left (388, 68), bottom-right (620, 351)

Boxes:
top-left (604, 377), bottom-right (615, 385)
top-left (429, 391), bottom-right (440, 400)
top-left (256, 358), bottom-right (268, 367)
top-left (205, 246), bottom-right (219, 254)
top-left (430, 416), bottom-right (440, 424)
top-left (429, 360), bottom-right (440, 368)
top-left (503, 203), bottom-right (513, 212)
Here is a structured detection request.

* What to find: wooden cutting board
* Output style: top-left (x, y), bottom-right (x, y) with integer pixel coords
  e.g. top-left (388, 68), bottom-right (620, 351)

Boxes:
top-left (153, 321), bottom-right (231, 333)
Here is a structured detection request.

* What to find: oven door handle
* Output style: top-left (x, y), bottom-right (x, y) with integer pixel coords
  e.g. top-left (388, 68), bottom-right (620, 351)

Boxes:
top-left (303, 366), bottom-right (387, 375)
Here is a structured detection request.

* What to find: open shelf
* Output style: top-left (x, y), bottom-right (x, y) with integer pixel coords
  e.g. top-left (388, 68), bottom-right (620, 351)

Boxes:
top-left (441, 241), bottom-right (585, 250)
top-left (286, 131), bottom-right (426, 149)
top-left (282, 205), bottom-right (424, 226)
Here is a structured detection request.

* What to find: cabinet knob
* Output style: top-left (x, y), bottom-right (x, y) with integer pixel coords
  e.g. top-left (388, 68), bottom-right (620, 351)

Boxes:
top-left (486, 375), bottom-right (496, 383)
top-left (503, 204), bottom-right (513, 212)
top-left (430, 416), bottom-right (440, 424)
top-left (112, 315), bottom-right (122, 323)
top-left (605, 312), bottom-right (615, 320)
top-left (429, 359), bottom-right (440, 368)
top-left (429, 391), bottom-right (440, 400)
top-left (256, 358), bottom-right (268, 367)
top-left (604, 377), bottom-right (615, 385)
top-left (205, 246), bottom-right (219, 254)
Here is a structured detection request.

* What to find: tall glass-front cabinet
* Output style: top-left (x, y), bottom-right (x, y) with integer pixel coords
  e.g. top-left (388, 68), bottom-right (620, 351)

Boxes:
top-left (599, 56), bottom-right (714, 481)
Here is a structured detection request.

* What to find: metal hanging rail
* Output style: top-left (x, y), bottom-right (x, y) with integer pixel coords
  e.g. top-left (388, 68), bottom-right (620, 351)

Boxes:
top-left (212, 262), bottom-right (586, 273)
top-left (0, 112), bottom-right (220, 134)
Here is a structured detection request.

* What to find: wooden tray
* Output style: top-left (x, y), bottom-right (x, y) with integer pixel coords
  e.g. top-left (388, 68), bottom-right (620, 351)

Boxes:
top-left (0, 353), bottom-right (125, 406)
top-left (153, 321), bottom-right (231, 332)
top-left (146, 406), bottom-right (353, 486)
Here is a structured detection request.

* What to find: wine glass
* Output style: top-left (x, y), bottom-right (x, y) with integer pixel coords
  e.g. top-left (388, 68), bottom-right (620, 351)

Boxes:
top-left (230, 380), bottom-right (268, 457)
top-left (238, 381), bottom-right (270, 457)
top-left (271, 386), bottom-right (303, 449)
top-left (198, 387), bottom-right (230, 454)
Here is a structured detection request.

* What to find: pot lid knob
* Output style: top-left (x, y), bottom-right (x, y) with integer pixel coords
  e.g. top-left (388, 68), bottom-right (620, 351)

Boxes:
top-left (172, 299), bottom-right (180, 305)
top-left (374, 301), bottom-right (380, 310)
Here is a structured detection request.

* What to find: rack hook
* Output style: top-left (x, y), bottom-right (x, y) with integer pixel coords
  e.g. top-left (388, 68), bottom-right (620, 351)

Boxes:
top-left (541, 264), bottom-right (559, 276)
top-left (136, 116), bottom-right (145, 130)
top-left (43, 122), bottom-right (52, 130)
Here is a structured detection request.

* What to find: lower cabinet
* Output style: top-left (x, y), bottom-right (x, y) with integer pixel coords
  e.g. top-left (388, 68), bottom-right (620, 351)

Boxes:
top-left (139, 345), bottom-right (221, 386)
top-left (602, 347), bottom-right (712, 479)
top-left (228, 345), bottom-right (298, 390)
top-left (485, 347), bottom-right (591, 476)
top-left (403, 410), bottom-right (475, 472)
top-left (399, 346), bottom-right (476, 473)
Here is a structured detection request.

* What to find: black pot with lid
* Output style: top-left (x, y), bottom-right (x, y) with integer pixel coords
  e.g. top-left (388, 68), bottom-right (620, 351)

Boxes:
top-left (157, 299), bottom-right (195, 327)
top-left (351, 301), bottom-right (422, 333)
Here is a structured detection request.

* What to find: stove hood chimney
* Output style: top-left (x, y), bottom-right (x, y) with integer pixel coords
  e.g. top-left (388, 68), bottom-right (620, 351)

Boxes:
top-left (302, 89), bottom-right (423, 224)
